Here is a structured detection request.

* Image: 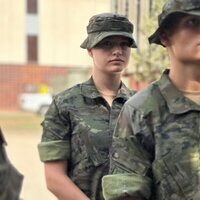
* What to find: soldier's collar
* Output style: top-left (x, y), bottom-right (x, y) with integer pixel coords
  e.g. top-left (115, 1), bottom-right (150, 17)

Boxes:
top-left (81, 77), bottom-right (132, 100)
top-left (81, 77), bottom-right (101, 99)
top-left (158, 69), bottom-right (200, 114)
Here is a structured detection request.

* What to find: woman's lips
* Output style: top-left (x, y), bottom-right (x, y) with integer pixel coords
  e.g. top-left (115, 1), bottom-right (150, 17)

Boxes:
top-left (109, 59), bottom-right (124, 63)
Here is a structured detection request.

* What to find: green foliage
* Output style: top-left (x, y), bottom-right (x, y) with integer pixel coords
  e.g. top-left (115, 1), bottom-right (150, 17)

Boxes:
top-left (132, 0), bottom-right (169, 82)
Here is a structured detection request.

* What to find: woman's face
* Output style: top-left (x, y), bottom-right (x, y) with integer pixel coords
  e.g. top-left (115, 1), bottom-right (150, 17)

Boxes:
top-left (161, 15), bottom-right (200, 65)
top-left (87, 36), bottom-right (131, 75)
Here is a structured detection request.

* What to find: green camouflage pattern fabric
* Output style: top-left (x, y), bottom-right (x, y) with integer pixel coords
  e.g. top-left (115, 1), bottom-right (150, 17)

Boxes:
top-left (102, 70), bottom-right (200, 200)
top-left (80, 13), bottom-right (137, 49)
top-left (38, 77), bottom-right (135, 200)
top-left (159, 0), bottom-right (200, 26)
top-left (149, 0), bottom-right (200, 45)
top-left (0, 129), bottom-right (23, 200)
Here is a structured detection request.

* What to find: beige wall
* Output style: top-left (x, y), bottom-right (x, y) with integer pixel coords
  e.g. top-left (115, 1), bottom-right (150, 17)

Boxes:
top-left (39, 0), bottom-right (112, 67)
top-left (0, 0), bottom-right (149, 72)
top-left (0, 0), bottom-right (25, 64)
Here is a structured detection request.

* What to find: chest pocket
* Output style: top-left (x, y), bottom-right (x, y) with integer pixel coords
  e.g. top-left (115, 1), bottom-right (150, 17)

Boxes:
top-left (153, 150), bottom-right (196, 200)
top-left (81, 126), bottom-right (112, 166)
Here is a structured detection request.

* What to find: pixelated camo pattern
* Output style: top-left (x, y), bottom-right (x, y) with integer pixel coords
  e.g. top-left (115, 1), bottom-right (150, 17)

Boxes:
top-left (0, 132), bottom-right (23, 200)
top-left (159, 0), bottom-right (200, 24)
top-left (39, 77), bottom-right (135, 200)
top-left (103, 70), bottom-right (200, 200)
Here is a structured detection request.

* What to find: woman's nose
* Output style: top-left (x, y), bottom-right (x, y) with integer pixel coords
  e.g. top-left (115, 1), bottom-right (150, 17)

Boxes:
top-left (112, 45), bottom-right (123, 55)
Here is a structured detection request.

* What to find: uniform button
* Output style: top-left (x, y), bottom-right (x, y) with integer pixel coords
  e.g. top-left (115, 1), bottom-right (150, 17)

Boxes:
top-left (170, 193), bottom-right (179, 200)
top-left (113, 152), bottom-right (119, 159)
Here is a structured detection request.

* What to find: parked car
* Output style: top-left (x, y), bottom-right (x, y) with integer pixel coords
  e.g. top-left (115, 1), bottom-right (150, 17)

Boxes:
top-left (19, 93), bottom-right (53, 115)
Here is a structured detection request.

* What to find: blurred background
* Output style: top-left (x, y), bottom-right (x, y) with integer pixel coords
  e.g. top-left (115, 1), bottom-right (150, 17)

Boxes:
top-left (0, 0), bottom-right (166, 199)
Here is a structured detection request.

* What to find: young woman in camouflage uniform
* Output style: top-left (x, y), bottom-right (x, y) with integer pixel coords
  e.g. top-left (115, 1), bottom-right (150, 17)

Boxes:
top-left (38, 13), bottom-right (137, 200)
top-left (102, 0), bottom-right (200, 200)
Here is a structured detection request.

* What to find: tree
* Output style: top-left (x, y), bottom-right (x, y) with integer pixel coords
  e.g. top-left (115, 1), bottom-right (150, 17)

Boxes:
top-left (132, 0), bottom-right (168, 82)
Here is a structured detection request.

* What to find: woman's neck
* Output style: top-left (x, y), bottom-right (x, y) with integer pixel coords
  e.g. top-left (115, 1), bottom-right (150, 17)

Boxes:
top-left (169, 62), bottom-right (200, 92)
top-left (92, 72), bottom-right (121, 107)
top-left (92, 72), bottom-right (121, 93)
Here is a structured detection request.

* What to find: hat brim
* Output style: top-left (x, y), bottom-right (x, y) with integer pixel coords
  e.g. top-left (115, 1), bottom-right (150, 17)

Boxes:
top-left (80, 31), bottom-right (137, 49)
top-left (148, 10), bottom-right (200, 46)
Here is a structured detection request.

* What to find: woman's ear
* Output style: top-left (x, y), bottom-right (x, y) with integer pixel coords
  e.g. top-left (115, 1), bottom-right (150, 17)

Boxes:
top-left (160, 30), bottom-right (171, 47)
top-left (87, 49), bottom-right (93, 57)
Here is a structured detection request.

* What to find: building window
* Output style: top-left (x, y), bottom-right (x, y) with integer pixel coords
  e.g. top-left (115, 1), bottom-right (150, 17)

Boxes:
top-left (27, 35), bottom-right (38, 63)
top-left (27, 0), bottom-right (38, 14)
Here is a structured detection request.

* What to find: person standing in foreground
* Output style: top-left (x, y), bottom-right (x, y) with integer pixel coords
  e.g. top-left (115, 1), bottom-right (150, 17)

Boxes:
top-left (38, 13), bottom-right (137, 200)
top-left (102, 0), bottom-right (200, 199)
top-left (0, 127), bottom-right (23, 200)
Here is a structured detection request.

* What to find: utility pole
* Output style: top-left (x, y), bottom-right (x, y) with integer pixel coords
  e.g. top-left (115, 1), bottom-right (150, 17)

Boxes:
top-left (114, 0), bottom-right (118, 13)
top-left (125, 0), bottom-right (129, 17)
top-left (149, 0), bottom-right (153, 16)
top-left (136, 0), bottom-right (141, 52)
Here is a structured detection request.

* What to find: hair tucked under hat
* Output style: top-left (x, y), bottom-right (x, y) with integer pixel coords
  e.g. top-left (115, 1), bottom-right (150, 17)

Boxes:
top-left (80, 13), bottom-right (137, 49)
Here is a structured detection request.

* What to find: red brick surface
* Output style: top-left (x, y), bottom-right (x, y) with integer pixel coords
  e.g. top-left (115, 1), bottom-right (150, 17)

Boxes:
top-left (0, 64), bottom-right (68, 110)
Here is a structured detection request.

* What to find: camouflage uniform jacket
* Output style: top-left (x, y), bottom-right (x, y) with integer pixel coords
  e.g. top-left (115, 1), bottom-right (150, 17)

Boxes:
top-left (0, 129), bottom-right (23, 200)
top-left (102, 70), bottom-right (200, 200)
top-left (38, 77), bottom-right (135, 200)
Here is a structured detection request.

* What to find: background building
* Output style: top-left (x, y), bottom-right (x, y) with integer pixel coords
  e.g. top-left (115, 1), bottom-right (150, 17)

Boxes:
top-left (0, 0), bottom-right (151, 110)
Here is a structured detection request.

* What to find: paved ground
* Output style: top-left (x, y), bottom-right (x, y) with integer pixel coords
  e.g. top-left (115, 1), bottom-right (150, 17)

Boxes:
top-left (1, 111), bottom-right (55, 200)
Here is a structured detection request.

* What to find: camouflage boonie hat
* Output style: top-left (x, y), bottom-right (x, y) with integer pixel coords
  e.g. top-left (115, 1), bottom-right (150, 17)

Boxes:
top-left (149, 0), bottom-right (200, 46)
top-left (80, 13), bottom-right (137, 49)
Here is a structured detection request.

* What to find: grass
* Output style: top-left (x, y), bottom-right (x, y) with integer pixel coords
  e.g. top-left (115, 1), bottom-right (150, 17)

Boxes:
top-left (0, 111), bottom-right (44, 134)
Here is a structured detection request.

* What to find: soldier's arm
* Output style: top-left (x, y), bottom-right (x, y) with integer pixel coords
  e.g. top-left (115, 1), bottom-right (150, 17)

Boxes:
top-left (38, 99), bottom-right (89, 199)
top-left (44, 161), bottom-right (90, 200)
top-left (102, 104), bottom-right (153, 200)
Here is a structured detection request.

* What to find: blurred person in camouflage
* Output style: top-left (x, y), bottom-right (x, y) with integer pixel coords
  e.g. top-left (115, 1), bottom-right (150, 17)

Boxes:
top-left (102, 0), bottom-right (200, 199)
top-left (0, 127), bottom-right (23, 200)
top-left (37, 13), bottom-right (137, 200)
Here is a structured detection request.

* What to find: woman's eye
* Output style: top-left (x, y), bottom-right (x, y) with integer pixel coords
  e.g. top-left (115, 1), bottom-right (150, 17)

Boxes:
top-left (101, 41), bottom-right (113, 48)
top-left (95, 41), bottom-right (113, 49)
top-left (187, 18), bottom-right (200, 26)
top-left (120, 41), bottom-right (131, 47)
top-left (95, 40), bottom-right (131, 49)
